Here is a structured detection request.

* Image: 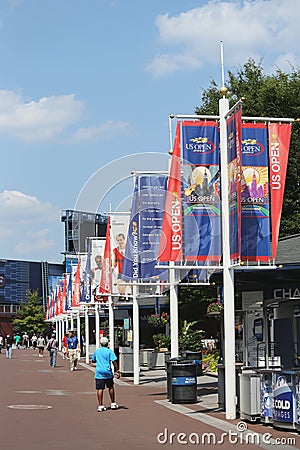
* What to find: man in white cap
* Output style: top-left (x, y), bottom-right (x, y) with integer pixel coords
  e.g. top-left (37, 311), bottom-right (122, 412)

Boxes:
top-left (91, 336), bottom-right (120, 412)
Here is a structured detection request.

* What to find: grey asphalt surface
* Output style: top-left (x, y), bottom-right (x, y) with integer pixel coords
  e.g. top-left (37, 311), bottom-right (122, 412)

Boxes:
top-left (0, 348), bottom-right (299, 450)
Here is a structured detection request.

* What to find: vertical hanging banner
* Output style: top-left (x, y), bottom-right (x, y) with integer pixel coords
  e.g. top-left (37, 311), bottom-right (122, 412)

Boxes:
top-left (268, 122), bottom-right (292, 261)
top-left (72, 258), bottom-right (81, 307)
top-left (139, 175), bottom-right (167, 279)
top-left (81, 239), bottom-right (92, 303)
top-left (90, 239), bottom-right (105, 298)
top-left (158, 122), bottom-right (182, 262)
top-left (111, 214), bottom-right (130, 296)
top-left (99, 216), bottom-right (112, 296)
top-left (66, 272), bottom-right (72, 311)
top-left (122, 178), bottom-right (140, 281)
top-left (241, 123), bottom-right (270, 261)
top-left (182, 120), bottom-right (221, 261)
top-left (227, 107), bottom-right (242, 261)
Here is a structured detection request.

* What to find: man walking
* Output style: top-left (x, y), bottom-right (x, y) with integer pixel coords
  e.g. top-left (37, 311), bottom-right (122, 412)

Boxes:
top-left (5, 334), bottom-right (13, 359)
top-left (66, 330), bottom-right (80, 371)
top-left (47, 333), bottom-right (59, 367)
top-left (91, 336), bottom-right (120, 412)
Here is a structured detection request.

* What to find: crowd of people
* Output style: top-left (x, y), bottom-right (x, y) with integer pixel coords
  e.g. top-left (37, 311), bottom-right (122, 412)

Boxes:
top-left (0, 329), bottom-right (120, 412)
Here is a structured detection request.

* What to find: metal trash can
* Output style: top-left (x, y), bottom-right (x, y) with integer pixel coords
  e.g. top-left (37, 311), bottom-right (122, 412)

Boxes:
top-left (171, 362), bottom-right (197, 404)
top-left (119, 346), bottom-right (133, 376)
top-left (183, 351), bottom-right (202, 376)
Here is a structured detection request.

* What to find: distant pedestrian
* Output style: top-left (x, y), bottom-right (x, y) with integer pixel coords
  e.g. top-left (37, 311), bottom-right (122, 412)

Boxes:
top-left (66, 330), bottom-right (80, 371)
top-left (37, 335), bottom-right (46, 357)
top-left (46, 333), bottom-right (59, 367)
top-left (0, 335), bottom-right (3, 353)
top-left (14, 333), bottom-right (21, 349)
top-left (62, 333), bottom-right (68, 359)
top-left (31, 334), bottom-right (38, 349)
top-left (5, 334), bottom-right (13, 359)
top-left (22, 332), bottom-right (29, 349)
top-left (91, 336), bottom-right (120, 412)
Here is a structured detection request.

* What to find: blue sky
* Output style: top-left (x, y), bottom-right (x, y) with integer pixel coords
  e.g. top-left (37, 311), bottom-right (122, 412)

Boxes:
top-left (0, 0), bottom-right (299, 263)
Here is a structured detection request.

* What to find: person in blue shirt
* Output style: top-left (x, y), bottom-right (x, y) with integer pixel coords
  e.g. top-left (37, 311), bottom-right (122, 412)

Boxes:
top-left (66, 330), bottom-right (80, 371)
top-left (91, 336), bottom-right (120, 412)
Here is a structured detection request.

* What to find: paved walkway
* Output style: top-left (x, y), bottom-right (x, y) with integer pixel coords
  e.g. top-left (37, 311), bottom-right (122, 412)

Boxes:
top-left (0, 348), bottom-right (299, 450)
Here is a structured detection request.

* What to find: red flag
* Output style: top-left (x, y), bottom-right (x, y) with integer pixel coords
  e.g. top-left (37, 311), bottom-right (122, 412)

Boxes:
top-left (268, 122), bottom-right (292, 260)
top-left (158, 122), bottom-right (182, 262)
top-left (100, 216), bottom-right (112, 296)
top-left (72, 258), bottom-right (81, 307)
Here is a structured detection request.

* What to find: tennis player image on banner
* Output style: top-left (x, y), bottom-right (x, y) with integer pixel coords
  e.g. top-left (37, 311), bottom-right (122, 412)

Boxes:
top-left (241, 123), bottom-right (270, 261)
top-left (111, 214), bottom-right (130, 296)
top-left (89, 238), bottom-right (105, 299)
top-left (182, 120), bottom-right (221, 262)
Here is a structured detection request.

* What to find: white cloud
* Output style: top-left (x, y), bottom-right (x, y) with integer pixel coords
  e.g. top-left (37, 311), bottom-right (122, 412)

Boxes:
top-left (148, 0), bottom-right (300, 77)
top-left (0, 90), bottom-right (84, 141)
top-left (0, 190), bottom-right (59, 224)
top-left (0, 190), bottom-right (62, 260)
top-left (13, 229), bottom-right (57, 256)
top-left (73, 120), bottom-right (131, 141)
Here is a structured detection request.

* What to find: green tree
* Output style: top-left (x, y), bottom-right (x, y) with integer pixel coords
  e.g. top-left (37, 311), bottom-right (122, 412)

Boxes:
top-left (195, 58), bottom-right (300, 237)
top-left (12, 289), bottom-right (46, 336)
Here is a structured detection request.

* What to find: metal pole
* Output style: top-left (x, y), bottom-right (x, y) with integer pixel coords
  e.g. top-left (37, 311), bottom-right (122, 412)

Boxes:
top-left (108, 296), bottom-right (114, 352)
top-left (58, 318), bottom-right (62, 350)
top-left (170, 262), bottom-right (179, 358)
top-left (219, 95), bottom-right (237, 419)
top-left (85, 306), bottom-right (90, 364)
top-left (133, 281), bottom-right (140, 384)
top-left (77, 310), bottom-right (81, 354)
top-left (95, 302), bottom-right (100, 349)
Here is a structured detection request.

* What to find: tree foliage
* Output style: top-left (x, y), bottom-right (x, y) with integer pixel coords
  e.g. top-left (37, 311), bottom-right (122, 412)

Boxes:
top-left (12, 289), bottom-right (46, 336)
top-left (195, 58), bottom-right (300, 237)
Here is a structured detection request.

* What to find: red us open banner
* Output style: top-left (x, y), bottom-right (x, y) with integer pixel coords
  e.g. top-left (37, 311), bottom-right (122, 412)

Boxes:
top-left (268, 122), bottom-right (292, 261)
top-left (158, 122), bottom-right (182, 262)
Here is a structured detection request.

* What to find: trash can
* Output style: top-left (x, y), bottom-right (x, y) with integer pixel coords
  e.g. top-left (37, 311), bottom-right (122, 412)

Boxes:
top-left (119, 346), bottom-right (133, 376)
top-left (171, 362), bottom-right (197, 404)
top-left (183, 351), bottom-right (202, 376)
top-left (166, 357), bottom-right (183, 400)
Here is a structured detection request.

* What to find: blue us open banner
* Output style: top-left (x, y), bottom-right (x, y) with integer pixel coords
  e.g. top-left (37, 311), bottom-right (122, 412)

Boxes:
top-left (241, 123), bottom-right (270, 261)
top-left (182, 120), bottom-right (221, 261)
top-left (139, 175), bottom-right (167, 279)
top-left (122, 175), bottom-right (167, 281)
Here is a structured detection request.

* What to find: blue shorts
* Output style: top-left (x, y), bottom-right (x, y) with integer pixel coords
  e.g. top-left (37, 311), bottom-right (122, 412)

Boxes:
top-left (95, 378), bottom-right (114, 390)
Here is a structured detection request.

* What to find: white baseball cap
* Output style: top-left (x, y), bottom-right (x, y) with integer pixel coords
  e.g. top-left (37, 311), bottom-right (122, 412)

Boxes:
top-left (100, 336), bottom-right (109, 345)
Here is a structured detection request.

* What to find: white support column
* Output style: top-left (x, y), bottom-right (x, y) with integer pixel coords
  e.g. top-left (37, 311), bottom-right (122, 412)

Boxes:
top-left (219, 95), bottom-right (237, 419)
top-left (95, 303), bottom-right (100, 349)
top-left (170, 262), bottom-right (179, 358)
top-left (70, 314), bottom-right (74, 331)
top-left (133, 282), bottom-right (139, 385)
top-left (58, 318), bottom-right (62, 350)
top-left (85, 306), bottom-right (90, 363)
top-left (108, 296), bottom-right (114, 352)
top-left (77, 310), bottom-right (81, 353)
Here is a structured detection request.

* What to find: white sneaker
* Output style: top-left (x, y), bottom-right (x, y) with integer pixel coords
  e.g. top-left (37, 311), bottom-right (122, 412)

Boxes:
top-left (71, 368), bottom-right (74, 371)
top-left (97, 405), bottom-right (106, 412)
top-left (111, 403), bottom-right (119, 410)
